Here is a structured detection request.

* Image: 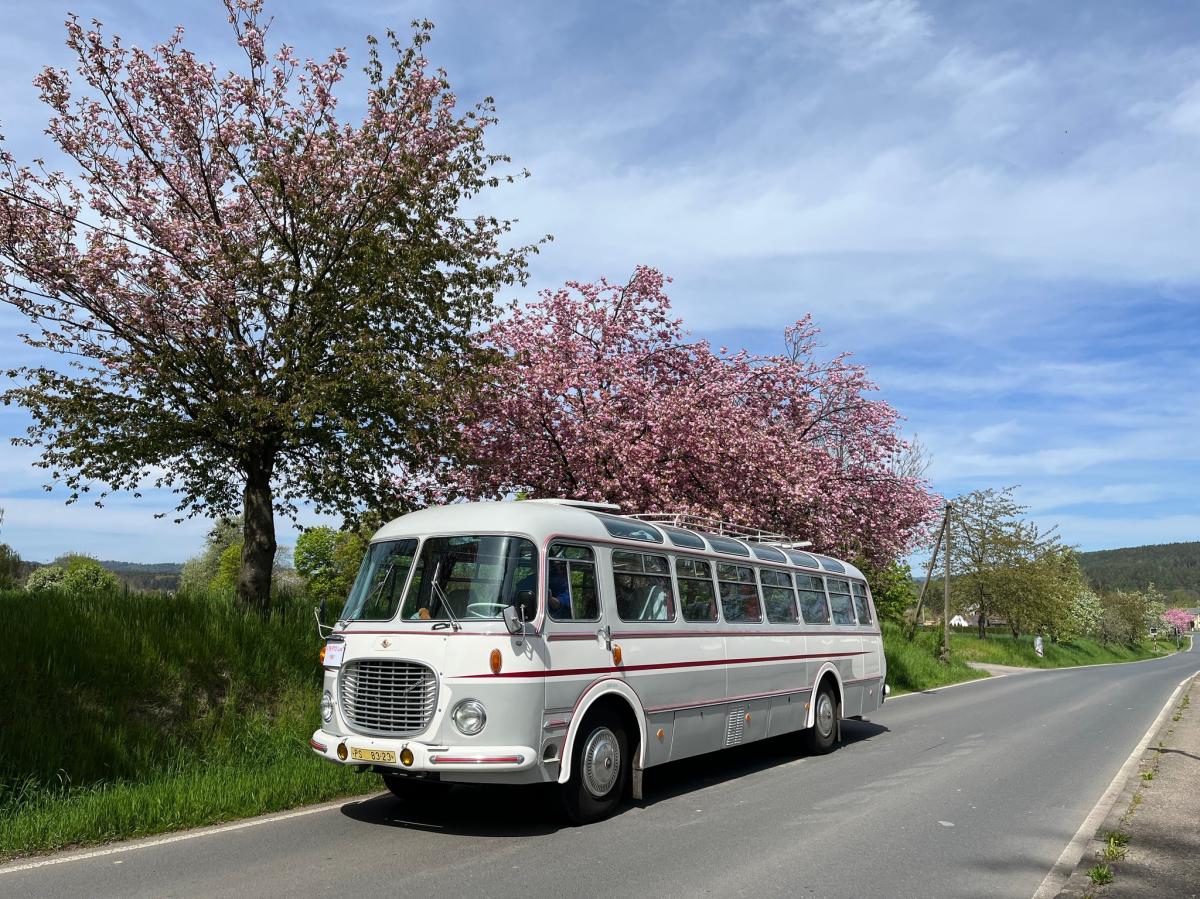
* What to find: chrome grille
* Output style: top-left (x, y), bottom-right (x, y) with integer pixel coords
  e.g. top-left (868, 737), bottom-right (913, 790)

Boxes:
top-left (339, 659), bottom-right (438, 737)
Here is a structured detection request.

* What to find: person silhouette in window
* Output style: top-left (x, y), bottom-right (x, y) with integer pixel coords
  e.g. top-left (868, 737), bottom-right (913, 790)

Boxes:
top-left (548, 566), bottom-right (573, 620)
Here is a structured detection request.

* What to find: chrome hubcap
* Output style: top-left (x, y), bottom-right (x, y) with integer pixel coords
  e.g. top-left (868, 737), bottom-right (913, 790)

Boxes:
top-left (816, 693), bottom-right (835, 737)
top-left (581, 726), bottom-right (621, 798)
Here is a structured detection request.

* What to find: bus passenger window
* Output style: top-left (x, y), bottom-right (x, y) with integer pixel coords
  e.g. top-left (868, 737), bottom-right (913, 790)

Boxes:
top-left (613, 551), bottom-right (675, 622)
top-left (717, 564), bottom-right (761, 623)
top-left (851, 582), bottom-right (873, 625)
top-left (675, 557), bottom-right (717, 622)
top-left (548, 544), bottom-right (599, 621)
top-left (826, 578), bottom-right (856, 625)
top-left (796, 574), bottom-right (831, 625)
top-left (760, 569), bottom-right (799, 624)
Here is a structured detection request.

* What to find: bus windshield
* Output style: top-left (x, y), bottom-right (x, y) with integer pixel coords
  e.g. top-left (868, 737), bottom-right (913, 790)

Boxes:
top-left (399, 535), bottom-right (538, 622)
top-left (342, 539), bottom-right (419, 621)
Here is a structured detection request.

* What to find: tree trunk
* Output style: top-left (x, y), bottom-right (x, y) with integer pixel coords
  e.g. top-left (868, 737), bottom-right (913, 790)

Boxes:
top-left (238, 464), bottom-right (276, 610)
top-left (977, 613), bottom-right (986, 640)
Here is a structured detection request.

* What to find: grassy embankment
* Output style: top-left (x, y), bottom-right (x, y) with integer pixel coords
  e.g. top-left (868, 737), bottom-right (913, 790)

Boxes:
top-left (0, 588), bottom-right (378, 860)
top-left (949, 630), bottom-right (1174, 668)
top-left (882, 622), bottom-right (1178, 696)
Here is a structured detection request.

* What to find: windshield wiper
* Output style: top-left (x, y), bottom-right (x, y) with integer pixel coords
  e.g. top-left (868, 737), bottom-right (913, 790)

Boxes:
top-left (429, 560), bottom-right (461, 631)
top-left (357, 559), bottom-right (398, 617)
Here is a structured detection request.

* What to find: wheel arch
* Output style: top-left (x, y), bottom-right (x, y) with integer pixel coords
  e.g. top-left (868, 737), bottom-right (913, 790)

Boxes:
top-left (558, 679), bottom-right (646, 785)
top-left (805, 663), bottom-right (845, 729)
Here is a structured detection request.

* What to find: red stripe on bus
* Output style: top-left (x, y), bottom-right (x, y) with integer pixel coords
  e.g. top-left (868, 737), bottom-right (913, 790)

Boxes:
top-left (460, 650), bottom-right (866, 679)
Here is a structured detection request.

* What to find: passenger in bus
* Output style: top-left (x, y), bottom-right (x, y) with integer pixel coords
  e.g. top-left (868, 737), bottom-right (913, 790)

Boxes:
top-left (547, 568), bottom-right (573, 620)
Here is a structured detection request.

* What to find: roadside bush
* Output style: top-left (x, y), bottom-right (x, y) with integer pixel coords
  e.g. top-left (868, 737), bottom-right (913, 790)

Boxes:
top-left (25, 565), bottom-right (66, 592)
top-left (61, 557), bottom-right (121, 596)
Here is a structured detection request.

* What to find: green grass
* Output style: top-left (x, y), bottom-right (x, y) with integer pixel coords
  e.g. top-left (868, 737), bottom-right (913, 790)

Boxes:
top-left (882, 622), bottom-right (989, 695)
top-left (0, 588), bottom-right (379, 859)
top-left (947, 631), bottom-right (1167, 669)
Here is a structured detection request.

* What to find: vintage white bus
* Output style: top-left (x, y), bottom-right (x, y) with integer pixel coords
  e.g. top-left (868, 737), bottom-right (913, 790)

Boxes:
top-left (310, 499), bottom-right (887, 823)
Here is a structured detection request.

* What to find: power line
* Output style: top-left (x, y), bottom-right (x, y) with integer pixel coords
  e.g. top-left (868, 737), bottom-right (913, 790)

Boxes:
top-left (0, 185), bottom-right (174, 259)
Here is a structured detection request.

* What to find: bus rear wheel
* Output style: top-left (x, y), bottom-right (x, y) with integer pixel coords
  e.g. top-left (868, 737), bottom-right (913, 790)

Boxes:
top-left (561, 710), bottom-right (629, 825)
top-left (805, 682), bottom-right (840, 754)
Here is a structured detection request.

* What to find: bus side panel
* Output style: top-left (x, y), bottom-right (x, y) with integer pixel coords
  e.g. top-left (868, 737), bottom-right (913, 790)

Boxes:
top-left (862, 634), bottom-right (884, 714)
top-left (669, 704), bottom-right (729, 762)
top-left (767, 691), bottom-right (809, 737)
top-left (807, 631), bottom-right (864, 716)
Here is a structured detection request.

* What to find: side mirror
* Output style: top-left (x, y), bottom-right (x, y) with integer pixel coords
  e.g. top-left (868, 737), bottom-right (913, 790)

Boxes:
top-left (502, 604), bottom-right (522, 635)
top-left (516, 589), bottom-right (536, 621)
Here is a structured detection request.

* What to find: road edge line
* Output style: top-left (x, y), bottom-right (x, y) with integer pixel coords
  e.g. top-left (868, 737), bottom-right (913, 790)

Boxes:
top-left (1030, 669), bottom-right (1198, 899)
top-left (0, 792), bottom-right (385, 876)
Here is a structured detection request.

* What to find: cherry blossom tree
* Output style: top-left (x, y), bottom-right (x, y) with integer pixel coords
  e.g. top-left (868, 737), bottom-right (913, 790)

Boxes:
top-left (0, 2), bottom-right (535, 607)
top-left (438, 266), bottom-right (939, 562)
top-left (1161, 607), bottom-right (1194, 633)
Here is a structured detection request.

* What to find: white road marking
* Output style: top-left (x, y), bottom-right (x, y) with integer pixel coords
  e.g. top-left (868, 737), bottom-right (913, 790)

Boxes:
top-left (1030, 670), bottom-right (1198, 899)
top-left (0, 793), bottom-right (384, 876)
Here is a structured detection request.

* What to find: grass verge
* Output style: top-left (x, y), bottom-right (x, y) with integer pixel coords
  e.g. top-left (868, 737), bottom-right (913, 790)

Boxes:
top-left (948, 631), bottom-right (1170, 669)
top-left (882, 622), bottom-right (989, 695)
top-left (0, 588), bottom-right (378, 860)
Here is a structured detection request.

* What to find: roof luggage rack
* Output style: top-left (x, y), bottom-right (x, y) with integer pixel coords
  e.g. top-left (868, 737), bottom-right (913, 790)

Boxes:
top-left (523, 498), bottom-right (622, 512)
top-left (627, 512), bottom-right (812, 548)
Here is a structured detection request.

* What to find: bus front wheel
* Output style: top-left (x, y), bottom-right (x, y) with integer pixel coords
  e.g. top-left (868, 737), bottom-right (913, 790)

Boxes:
top-left (561, 710), bottom-right (629, 825)
top-left (805, 682), bottom-right (840, 754)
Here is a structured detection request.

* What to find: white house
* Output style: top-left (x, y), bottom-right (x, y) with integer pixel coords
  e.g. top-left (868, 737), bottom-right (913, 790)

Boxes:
top-left (950, 614), bottom-right (970, 627)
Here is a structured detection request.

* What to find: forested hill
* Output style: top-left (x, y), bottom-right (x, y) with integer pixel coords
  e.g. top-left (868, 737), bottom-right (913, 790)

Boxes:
top-left (1078, 541), bottom-right (1200, 602)
top-left (98, 561), bottom-right (182, 592)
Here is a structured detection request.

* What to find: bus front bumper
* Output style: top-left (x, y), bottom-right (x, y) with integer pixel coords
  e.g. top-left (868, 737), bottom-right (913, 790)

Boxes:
top-left (310, 729), bottom-right (538, 773)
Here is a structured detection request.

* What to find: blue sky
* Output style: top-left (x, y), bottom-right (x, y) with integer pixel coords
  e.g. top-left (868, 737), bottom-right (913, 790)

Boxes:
top-left (1, 0), bottom-right (1198, 563)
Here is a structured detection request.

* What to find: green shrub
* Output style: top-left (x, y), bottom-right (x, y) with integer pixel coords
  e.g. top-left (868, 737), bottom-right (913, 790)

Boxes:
top-left (25, 565), bottom-right (66, 592)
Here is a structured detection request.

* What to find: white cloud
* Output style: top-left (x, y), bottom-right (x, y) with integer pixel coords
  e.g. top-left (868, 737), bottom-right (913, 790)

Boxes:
top-left (804, 0), bottom-right (932, 68)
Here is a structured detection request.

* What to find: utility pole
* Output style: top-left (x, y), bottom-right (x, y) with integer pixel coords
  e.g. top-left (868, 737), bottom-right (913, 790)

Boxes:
top-left (908, 505), bottom-right (949, 640)
top-left (939, 501), bottom-right (953, 664)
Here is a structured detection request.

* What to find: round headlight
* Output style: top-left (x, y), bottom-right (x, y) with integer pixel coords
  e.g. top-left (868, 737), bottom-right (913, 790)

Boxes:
top-left (320, 690), bottom-right (334, 723)
top-left (452, 699), bottom-right (487, 736)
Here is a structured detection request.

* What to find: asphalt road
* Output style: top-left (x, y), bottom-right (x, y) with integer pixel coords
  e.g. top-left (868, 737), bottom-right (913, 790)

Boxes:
top-left (4, 641), bottom-right (1197, 899)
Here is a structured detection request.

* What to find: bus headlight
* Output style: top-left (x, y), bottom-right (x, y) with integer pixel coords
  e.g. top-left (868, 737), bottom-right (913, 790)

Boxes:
top-left (451, 699), bottom-right (487, 736)
top-left (320, 690), bottom-right (334, 723)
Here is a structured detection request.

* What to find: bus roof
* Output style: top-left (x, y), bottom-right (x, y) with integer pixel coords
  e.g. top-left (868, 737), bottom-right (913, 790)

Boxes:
top-left (372, 500), bottom-right (866, 581)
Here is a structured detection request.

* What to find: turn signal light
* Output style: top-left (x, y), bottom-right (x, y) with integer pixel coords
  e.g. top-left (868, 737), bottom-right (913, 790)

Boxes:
top-left (319, 645), bottom-right (327, 665)
top-left (336, 742), bottom-right (348, 761)
top-left (400, 747), bottom-right (414, 767)
top-left (612, 644), bottom-right (623, 665)
top-left (490, 648), bottom-right (502, 675)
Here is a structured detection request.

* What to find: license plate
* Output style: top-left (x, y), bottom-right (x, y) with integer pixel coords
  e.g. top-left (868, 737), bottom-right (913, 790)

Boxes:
top-left (350, 747), bottom-right (397, 763)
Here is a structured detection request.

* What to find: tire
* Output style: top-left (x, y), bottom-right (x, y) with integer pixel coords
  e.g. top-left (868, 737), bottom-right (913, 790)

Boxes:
top-left (561, 710), bottom-right (629, 825)
top-left (382, 772), bottom-right (450, 803)
top-left (804, 681), bottom-right (840, 754)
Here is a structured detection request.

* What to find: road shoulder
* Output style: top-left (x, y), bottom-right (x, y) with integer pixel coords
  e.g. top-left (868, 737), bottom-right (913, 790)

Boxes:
top-left (1053, 673), bottom-right (1199, 899)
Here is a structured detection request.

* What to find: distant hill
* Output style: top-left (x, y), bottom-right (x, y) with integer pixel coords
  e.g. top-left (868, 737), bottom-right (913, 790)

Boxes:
top-left (98, 560), bottom-right (183, 593)
top-left (1078, 541), bottom-right (1199, 604)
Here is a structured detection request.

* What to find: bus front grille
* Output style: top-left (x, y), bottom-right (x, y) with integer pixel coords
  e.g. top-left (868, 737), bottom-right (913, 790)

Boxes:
top-left (339, 659), bottom-right (438, 737)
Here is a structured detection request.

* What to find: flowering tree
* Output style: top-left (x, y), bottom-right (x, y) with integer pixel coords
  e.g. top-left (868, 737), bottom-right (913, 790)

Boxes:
top-left (0, 2), bottom-right (534, 607)
top-left (1161, 607), bottom-right (1193, 633)
top-left (438, 266), bottom-right (938, 562)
